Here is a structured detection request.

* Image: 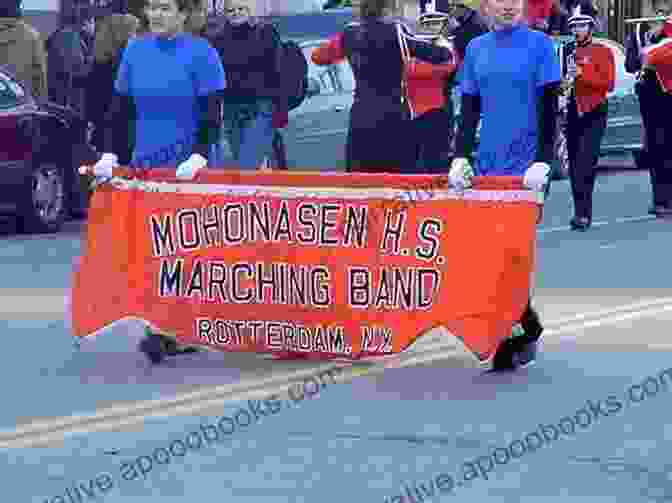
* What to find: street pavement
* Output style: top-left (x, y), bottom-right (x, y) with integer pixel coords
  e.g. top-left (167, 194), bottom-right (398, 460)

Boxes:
top-left (0, 169), bottom-right (671, 503)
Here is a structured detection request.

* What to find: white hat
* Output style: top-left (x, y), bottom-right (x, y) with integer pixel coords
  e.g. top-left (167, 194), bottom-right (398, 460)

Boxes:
top-left (567, 5), bottom-right (595, 28)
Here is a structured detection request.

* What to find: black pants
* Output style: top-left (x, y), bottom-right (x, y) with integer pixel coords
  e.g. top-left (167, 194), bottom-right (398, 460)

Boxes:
top-left (408, 108), bottom-right (454, 174)
top-left (638, 82), bottom-right (672, 207)
top-left (346, 98), bottom-right (414, 173)
top-left (566, 101), bottom-right (608, 220)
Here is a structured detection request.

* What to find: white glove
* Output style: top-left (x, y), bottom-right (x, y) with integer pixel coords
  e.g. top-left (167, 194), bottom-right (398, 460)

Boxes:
top-left (87, 153), bottom-right (119, 178)
top-left (524, 162), bottom-right (551, 192)
top-left (449, 157), bottom-right (474, 190)
top-left (176, 153), bottom-right (207, 180)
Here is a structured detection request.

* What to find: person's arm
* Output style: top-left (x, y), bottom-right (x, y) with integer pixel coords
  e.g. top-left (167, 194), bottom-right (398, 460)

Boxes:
top-left (103, 93), bottom-right (135, 157)
top-left (193, 93), bottom-right (221, 159)
top-left (311, 33), bottom-right (346, 65)
top-left (534, 36), bottom-right (562, 165)
top-left (191, 41), bottom-right (227, 159)
top-left (407, 36), bottom-right (453, 64)
top-left (454, 93), bottom-right (481, 159)
top-left (454, 43), bottom-right (480, 159)
top-left (103, 44), bottom-right (135, 158)
top-left (535, 82), bottom-right (559, 164)
top-left (405, 58), bottom-right (457, 80)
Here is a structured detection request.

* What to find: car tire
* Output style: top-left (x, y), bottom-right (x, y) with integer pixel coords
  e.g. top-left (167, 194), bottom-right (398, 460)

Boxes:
top-left (18, 159), bottom-right (67, 234)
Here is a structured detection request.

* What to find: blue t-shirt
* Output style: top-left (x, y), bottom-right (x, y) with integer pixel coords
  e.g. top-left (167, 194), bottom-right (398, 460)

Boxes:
top-left (115, 34), bottom-right (226, 169)
top-left (459, 26), bottom-right (561, 176)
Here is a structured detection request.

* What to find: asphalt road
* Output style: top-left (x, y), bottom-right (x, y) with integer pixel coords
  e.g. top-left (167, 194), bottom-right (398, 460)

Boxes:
top-left (0, 169), bottom-right (671, 503)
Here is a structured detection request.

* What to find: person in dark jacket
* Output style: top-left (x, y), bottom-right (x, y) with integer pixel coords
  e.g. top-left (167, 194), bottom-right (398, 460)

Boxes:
top-left (0, 0), bottom-right (47, 99)
top-left (205, 1), bottom-right (287, 170)
top-left (311, 0), bottom-right (453, 173)
top-left (85, 13), bottom-right (139, 164)
top-left (46, 3), bottom-right (95, 115)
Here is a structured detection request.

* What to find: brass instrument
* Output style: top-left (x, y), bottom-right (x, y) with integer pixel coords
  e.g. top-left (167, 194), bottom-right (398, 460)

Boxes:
top-left (624, 16), bottom-right (669, 24)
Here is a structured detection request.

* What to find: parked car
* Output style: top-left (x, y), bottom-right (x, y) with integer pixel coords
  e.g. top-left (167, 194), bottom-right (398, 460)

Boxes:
top-left (0, 66), bottom-right (94, 234)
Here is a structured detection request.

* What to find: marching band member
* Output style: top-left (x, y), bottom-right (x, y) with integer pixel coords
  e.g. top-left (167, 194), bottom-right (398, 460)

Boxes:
top-left (625, 3), bottom-right (672, 217)
top-left (405, 0), bottom-right (459, 172)
top-left (415, 0), bottom-right (488, 169)
top-left (638, 3), bottom-right (672, 217)
top-left (449, 0), bottom-right (560, 371)
top-left (311, 0), bottom-right (452, 174)
top-left (563, 7), bottom-right (614, 231)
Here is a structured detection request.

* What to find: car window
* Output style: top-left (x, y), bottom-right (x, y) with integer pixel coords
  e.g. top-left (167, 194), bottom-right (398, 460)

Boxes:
top-left (302, 46), bottom-right (337, 94)
top-left (0, 72), bottom-right (25, 109)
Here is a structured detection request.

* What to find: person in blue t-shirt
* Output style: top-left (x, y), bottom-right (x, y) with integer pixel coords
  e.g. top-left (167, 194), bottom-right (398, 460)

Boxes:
top-left (91, 0), bottom-right (226, 180)
top-left (448, 0), bottom-right (561, 372)
top-left (452, 1), bottom-right (560, 178)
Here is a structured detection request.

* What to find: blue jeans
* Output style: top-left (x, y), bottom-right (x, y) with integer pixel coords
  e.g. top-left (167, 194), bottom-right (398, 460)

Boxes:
top-left (213, 99), bottom-right (275, 170)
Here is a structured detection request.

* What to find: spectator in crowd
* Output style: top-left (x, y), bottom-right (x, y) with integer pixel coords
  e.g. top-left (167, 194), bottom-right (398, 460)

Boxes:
top-left (205, 0), bottom-right (287, 170)
top-left (311, 0), bottom-right (452, 173)
top-left (85, 13), bottom-right (140, 164)
top-left (46, 3), bottom-right (95, 115)
top-left (91, 0), bottom-right (226, 181)
top-left (184, 0), bottom-right (208, 35)
top-left (0, 0), bottom-right (47, 98)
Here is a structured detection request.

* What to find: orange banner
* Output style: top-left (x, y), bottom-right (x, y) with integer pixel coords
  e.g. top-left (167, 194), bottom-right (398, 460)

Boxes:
top-left (70, 169), bottom-right (542, 362)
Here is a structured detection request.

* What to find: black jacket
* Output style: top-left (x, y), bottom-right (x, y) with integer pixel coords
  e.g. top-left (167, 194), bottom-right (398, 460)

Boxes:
top-left (85, 49), bottom-right (133, 163)
top-left (625, 22), bottom-right (652, 74)
top-left (450, 8), bottom-right (490, 63)
top-left (205, 17), bottom-right (285, 108)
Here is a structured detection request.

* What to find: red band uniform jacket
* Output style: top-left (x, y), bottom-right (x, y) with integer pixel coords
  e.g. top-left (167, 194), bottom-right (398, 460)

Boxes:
top-left (404, 56), bottom-right (457, 117)
top-left (642, 21), bottom-right (672, 94)
top-left (573, 42), bottom-right (615, 115)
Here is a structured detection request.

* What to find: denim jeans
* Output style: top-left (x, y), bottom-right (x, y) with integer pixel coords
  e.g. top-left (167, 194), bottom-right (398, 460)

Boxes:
top-left (213, 99), bottom-right (275, 170)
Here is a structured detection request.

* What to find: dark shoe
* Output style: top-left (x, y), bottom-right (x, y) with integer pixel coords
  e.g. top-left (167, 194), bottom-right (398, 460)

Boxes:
top-left (570, 217), bottom-right (591, 231)
top-left (514, 341), bottom-right (538, 368)
top-left (492, 337), bottom-right (519, 371)
top-left (654, 204), bottom-right (672, 218)
top-left (139, 331), bottom-right (164, 365)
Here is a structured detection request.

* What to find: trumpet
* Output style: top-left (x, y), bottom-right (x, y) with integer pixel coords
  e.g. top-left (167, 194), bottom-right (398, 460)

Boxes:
top-left (624, 16), bottom-right (669, 24)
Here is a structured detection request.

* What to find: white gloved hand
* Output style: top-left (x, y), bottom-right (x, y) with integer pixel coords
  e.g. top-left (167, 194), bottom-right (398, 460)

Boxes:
top-left (449, 157), bottom-right (474, 190)
top-left (176, 153), bottom-right (208, 180)
top-left (524, 162), bottom-right (551, 192)
top-left (88, 153), bottom-right (119, 178)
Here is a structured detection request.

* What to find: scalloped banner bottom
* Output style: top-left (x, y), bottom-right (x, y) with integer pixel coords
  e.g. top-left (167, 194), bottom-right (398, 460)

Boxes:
top-left (70, 172), bottom-right (541, 361)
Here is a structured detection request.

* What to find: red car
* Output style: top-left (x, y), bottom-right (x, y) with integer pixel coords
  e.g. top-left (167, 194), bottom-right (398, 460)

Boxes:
top-left (0, 66), bottom-right (95, 234)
